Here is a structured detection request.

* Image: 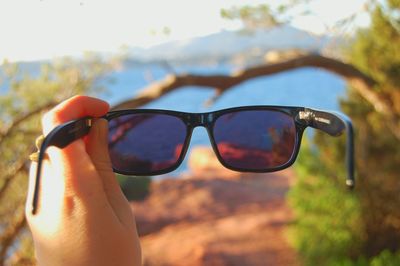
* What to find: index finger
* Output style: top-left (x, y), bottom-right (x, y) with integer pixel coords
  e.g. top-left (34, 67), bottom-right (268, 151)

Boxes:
top-left (42, 95), bottom-right (110, 135)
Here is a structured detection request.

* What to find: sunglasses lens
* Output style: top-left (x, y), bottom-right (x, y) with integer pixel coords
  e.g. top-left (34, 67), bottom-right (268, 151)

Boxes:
top-left (108, 113), bottom-right (187, 175)
top-left (213, 110), bottom-right (297, 170)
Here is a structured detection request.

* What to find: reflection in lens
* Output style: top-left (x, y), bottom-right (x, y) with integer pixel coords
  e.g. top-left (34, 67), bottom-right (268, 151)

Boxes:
top-left (108, 113), bottom-right (187, 175)
top-left (213, 110), bottom-right (296, 170)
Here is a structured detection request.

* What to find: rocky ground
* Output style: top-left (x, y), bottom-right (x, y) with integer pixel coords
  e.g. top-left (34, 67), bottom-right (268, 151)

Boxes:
top-left (132, 147), bottom-right (299, 266)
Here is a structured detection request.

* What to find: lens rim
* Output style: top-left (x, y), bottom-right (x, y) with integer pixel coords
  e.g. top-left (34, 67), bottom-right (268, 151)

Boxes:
top-left (105, 106), bottom-right (306, 175)
top-left (106, 110), bottom-right (193, 176)
top-left (207, 106), bottom-right (304, 173)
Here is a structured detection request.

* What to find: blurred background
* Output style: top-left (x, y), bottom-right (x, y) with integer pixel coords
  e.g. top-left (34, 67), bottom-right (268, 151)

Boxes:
top-left (0, 0), bottom-right (399, 265)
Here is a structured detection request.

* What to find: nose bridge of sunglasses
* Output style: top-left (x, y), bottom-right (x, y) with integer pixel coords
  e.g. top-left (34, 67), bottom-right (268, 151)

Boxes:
top-left (188, 112), bottom-right (214, 128)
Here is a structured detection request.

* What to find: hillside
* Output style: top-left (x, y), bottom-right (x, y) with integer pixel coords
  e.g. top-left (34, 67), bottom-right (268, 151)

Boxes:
top-left (127, 25), bottom-right (334, 65)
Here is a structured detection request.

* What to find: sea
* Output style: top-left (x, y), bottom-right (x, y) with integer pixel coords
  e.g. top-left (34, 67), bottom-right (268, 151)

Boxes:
top-left (98, 63), bottom-right (347, 176)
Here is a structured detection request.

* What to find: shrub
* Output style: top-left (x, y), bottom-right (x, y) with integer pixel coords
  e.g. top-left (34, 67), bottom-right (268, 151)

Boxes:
top-left (117, 174), bottom-right (152, 201)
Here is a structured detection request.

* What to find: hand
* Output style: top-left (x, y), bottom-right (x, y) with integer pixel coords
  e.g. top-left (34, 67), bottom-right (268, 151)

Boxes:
top-left (25, 95), bottom-right (142, 266)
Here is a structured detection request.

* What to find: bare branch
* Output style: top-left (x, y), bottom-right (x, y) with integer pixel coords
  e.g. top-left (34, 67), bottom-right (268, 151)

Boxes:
top-left (0, 151), bottom-right (32, 202)
top-left (112, 54), bottom-right (387, 112)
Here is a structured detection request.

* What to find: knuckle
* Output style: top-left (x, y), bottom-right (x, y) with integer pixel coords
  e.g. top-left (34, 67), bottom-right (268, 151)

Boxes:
top-left (69, 94), bottom-right (86, 104)
top-left (93, 159), bottom-right (113, 172)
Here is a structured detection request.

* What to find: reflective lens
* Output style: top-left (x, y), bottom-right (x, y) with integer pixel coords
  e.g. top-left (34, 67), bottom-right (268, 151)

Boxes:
top-left (213, 110), bottom-right (297, 170)
top-left (108, 113), bottom-right (187, 175)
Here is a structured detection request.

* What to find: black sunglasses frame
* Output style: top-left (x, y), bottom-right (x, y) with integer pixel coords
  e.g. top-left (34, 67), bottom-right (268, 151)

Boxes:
top-left (31, 105), bottom-right (355, 214)
top-left (107, 106), bottom-right (305, 176)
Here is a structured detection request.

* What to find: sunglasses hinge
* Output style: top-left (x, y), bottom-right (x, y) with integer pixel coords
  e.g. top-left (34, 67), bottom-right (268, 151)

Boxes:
top-left (299, 110), bottom-right (313, 120)
top-left (298, 109), bottom-right (315, 126)
top-left (298, 109), bottom-right (334, 127)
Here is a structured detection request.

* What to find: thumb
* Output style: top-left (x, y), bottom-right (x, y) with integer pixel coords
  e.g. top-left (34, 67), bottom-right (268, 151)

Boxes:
top-left (86, 118), bottom-right (114, 175)
top-left (86, 118), bottom-right (135, 226)
top-left (87, 118), bottom-right (121, 192)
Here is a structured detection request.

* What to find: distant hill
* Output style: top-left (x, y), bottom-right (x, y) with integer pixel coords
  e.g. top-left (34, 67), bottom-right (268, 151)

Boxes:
top-left (1, 26), bottom-right (337, 70)
top-left (128, 25), bottom-right (332, 64)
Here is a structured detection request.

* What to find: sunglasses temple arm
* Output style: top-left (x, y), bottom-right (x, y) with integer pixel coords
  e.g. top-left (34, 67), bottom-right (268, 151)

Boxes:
top-left (31, 140), bottom-right (49, 215)
top-left (303, 109), bottom-right (355, 189)
top-left (31, 118), bottom-right (93, 215)
top-left (340, 114), bottom-right (355, 189)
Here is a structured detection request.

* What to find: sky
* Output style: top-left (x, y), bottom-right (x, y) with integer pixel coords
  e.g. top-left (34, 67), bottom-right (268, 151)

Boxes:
top-left (0, 0), bottom-right (370, 62)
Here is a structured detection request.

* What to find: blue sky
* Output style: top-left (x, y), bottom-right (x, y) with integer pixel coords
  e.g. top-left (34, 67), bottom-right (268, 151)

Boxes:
top-left (0, 0), bottom-right (369, 62)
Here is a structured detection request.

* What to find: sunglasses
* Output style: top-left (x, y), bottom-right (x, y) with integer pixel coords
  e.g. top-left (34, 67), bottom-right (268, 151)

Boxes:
top-left (30, 106), bottom-right (355, 214)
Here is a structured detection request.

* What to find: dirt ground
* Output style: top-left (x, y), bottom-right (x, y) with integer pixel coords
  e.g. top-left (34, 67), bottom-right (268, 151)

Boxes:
top-left (132, 147), bottom-right (299, 266)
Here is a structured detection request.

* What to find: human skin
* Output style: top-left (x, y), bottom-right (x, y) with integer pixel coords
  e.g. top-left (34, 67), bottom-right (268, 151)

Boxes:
top-left (25, 95), bottom-right (142, 266)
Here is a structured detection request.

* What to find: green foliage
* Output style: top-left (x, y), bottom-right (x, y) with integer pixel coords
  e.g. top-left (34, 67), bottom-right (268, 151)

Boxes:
top-left (220, 4), bottom-right (281, 29)
top-left (290, 133), bottom-right (400, 265)
top-left (289, 1), bottom-right (400, 265)
top-left (343, 1), bottom-right (400, 256)
top-left (369, 250), bottom-right (400, 266)
top-left (288, 138), bottom-right (364, 266)
top-left (347, 7), bottom-right (400, 90)
top-left (117, 175), bottom-right (152, 201)
top-left (220, 1), bottom-right (315, 32)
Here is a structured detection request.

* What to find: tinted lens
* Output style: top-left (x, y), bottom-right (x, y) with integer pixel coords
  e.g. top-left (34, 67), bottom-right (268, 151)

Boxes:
top-left (108, 113), bottom-right (187, 175)
top-left (213, 110), bottom-right (297, 170)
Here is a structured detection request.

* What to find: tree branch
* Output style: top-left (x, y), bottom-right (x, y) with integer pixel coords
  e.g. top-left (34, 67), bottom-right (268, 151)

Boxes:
top-left (0, 101), bottom-right (57, 145)
top-left (112, 54), bottom-right (390, 115)
top-left (0, 151), bottom-right (33, 202)
top-left (0, 211), bottom-right (27, 265)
